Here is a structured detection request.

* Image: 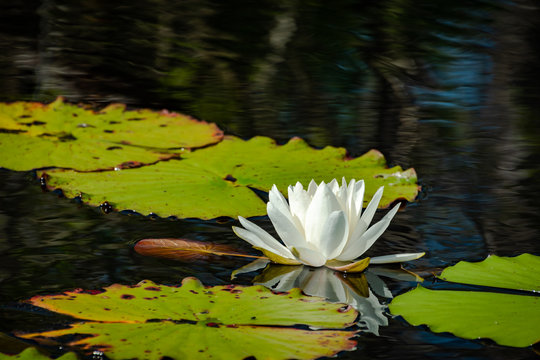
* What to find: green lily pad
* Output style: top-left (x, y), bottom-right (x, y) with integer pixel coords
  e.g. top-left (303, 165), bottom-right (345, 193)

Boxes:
top-left (0, 98), bottom-right (223, 171)
top-left (389, 254), bottom-right (540, 348)
top-left (439, 253), bottom-right (540, 292)
top-left (21, 277), bottom-right (358, 360)
top-left (0, 348), bottom-right (77, 360)
top-left (389, 287), bottom-right (539, 348)
top-left (42, 136), bottom-right (418, 219)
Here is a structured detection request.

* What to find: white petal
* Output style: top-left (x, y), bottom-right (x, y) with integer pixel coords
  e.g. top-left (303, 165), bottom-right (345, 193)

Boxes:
top-left (237, 217), bottom-right (295, 259)
top-left (328, 178), bottom-right (339, 194)
top-left (307, 179), bottom-right (318, 197)
top-left (304, 182), bottom-right (342, 249)
top-left (361, 202), bottom-right (400, 248)
top-left (319, 210), bottom-right (349, 259)
top-left (334, 184), bottom-right (348, 213)
top-left (344, 179), bottom-right (354, 215)
top-left (347, 180), bottom-right (363, 231)
top-left (361, 186), bottom-right (384, 226)
top-left (337, 203), bottom-right (400, 261)
top-left (335, 218), bottom-right (368, 261)
top-left (294, 246), bottom-right (327, 267)
top-left (352, 180), bottom-right (365, 218)
top-left (269, 185), bottom-right (290, 214)
top-left (232, 226), bottom-right (276, 254)
top-left (370, 252), bottom-right (425, 264)
top-left (267, 201), bottom-right (308, 249)
top-left (288, 183), bottom-right (311, 227)
top-left (269, 184), bottom-right (305, 235)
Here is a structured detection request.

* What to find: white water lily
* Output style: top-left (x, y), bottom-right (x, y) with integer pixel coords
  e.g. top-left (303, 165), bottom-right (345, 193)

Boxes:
top-left (232, 178), bottom-right (424, 270)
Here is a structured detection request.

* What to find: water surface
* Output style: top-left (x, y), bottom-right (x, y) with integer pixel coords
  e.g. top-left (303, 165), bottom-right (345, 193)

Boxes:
top-left (0, 1), bottom-right (539, 359)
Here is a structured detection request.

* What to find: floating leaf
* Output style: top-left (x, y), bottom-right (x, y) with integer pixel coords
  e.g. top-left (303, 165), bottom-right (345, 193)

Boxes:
top-left (389, 287), bottom-right (539, 347)
top-left (42, 136), bottom-right (418, 219)
top-left (389, 254), bottom-right (540, 347)
top-left (0, 348), bottom-right (77, 360)
top-left (0, 98), bottom-right (223, 171)
top-left (134, 238), bottom-right (264, 261)
top-left (20, 278), bottom-right (358, 360)
top-left (439, 253), bottom-right (540, 292)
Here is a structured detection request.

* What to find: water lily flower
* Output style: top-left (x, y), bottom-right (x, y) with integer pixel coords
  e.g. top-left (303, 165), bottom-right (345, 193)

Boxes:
top-left (232, 178), bottom-right (424, 271)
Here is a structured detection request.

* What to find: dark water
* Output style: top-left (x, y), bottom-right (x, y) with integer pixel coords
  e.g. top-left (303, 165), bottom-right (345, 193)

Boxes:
top-left (1, 0), bottom-right (540, 359)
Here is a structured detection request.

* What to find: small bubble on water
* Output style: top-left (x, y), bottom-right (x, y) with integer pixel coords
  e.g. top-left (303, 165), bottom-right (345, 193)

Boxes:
top-left (92, 350), bottom-right (104, 359)
top-left (100, 201), bottom-right (113, 214)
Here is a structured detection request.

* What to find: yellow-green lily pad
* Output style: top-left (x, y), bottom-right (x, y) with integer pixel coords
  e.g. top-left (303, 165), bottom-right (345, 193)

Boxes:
top-left (0, 348), bottom-right (77, 360)
top-left (389, 254), bottom-right (540, 348)
top-left (20, 277), bottom-right (358, 360)
top-left (42, 136), bottom-right (418, 219)
top-left (0, 98), bottom-right (223, 171)
top-left (439, 253), bottom-right (540, 292)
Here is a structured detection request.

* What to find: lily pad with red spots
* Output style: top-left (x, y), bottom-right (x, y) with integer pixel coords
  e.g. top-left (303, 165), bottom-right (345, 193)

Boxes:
top-left (20, 277), bottom-right (358, 360)
top-left (0, 98), bottom-right (223, 171)
top-left (42, 136), bottom-right (418, 219)
top-left (0, 347), bottom-right (77, 360)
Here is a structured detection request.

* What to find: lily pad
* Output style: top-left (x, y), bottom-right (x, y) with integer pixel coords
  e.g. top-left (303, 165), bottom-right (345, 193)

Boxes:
top-left (42, 136), bottom-right (418, 219)
top-left (389, 254), bottom-right (540, 348)
top-left (0, 348), bottom-right (77, 360)
top-left (0, 98), bottom-right (223, 171)
top-left (439, 253), bottom-right (540, 292)
top-left (21, 277), bottom-right (358, 360)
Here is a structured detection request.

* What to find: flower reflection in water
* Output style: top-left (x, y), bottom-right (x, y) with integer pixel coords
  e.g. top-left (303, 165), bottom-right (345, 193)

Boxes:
top-left (233, 260), bottom-right (422, 335)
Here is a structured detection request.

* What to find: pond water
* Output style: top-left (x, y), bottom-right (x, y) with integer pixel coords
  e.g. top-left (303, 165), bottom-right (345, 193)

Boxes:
top-left (1, 0), bottom-right (539, 359)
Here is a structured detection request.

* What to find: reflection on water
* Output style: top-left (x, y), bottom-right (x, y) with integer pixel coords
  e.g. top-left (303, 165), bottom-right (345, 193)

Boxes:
top-left (233, 260), bottom-right (424, 335)
top-left (251, 264), bottom-right (421, 335)
top-left (0, 0), bottom-right (539, 359)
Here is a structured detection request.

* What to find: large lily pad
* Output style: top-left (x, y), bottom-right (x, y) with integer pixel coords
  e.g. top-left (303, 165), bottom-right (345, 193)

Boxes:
top-left (0, 348), bottom-right (77, 360)
top-left (0, 98), bottom-right (223, 171)
top-left (389, 254), bottom-right (540, 347)
top-left (42, 136), bottom-right (418, 219)
top-left (21, 277), bottom-right (358, 360)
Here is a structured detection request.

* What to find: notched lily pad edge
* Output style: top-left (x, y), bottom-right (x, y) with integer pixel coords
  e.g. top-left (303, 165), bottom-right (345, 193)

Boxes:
top-left (432, 254), bottom-right (539, 294)
top-left (389, 284), bottom-right (540, 348)
top-left (22, 277), bottom-right (360, 327)
top-left (0, 97), bottom-right (225, 172)
top-left (1, 96), bottom-right (223, 137)
top-left (37, 176), bottom-right (419, 222)
top-left (36, 169), bottom-right (235, 223)
top-left (0, 346), bottom-right (79, 360)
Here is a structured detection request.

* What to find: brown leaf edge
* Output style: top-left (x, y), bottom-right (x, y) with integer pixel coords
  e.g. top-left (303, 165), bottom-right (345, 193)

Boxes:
top-left (134, 238), bottom-right (266, 262)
